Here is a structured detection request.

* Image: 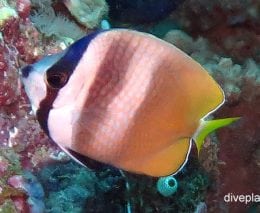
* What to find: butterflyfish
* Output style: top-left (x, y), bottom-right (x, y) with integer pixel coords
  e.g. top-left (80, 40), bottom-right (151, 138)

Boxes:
top-left (21, 29), bottom-right (238, 177)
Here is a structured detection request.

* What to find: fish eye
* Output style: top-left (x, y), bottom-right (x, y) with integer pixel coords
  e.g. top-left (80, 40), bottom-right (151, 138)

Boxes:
top-left (45, 71), bottom-right (68, 89)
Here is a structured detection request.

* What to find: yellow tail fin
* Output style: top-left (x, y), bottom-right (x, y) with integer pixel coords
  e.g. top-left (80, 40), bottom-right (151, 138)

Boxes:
top-left (194, 117), bottom-right (240, 154)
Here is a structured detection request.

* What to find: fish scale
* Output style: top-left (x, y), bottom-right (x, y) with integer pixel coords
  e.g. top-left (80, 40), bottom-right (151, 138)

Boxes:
top-left (76, 32), bottom-right (185, 165)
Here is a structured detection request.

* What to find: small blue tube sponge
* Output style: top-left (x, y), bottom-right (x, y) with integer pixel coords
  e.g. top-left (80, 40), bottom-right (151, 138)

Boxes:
top-left (156, 176), bottom-right (178, 197)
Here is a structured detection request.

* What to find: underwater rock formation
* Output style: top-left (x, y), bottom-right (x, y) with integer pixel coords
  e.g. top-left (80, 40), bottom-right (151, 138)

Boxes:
top-left (171, 0), bottom-right (260, 63)
top-left (216, 80), bottom-right (260, 212)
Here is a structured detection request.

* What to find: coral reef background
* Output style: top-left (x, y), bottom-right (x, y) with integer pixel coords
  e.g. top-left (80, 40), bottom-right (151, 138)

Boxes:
top-left (0, 0), bottom-right (259, 212)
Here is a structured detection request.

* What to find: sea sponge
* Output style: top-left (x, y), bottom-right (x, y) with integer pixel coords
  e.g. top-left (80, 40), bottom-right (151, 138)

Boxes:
top-left (63, 0), bottom-right (108, 28)
top-left (156, 176), bottom-right (178, 197)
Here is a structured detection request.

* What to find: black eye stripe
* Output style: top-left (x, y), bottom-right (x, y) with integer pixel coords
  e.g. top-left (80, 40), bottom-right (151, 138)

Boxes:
top-left (36, 30), bottom-right (105, 137)
top-left (37, 89), bottom-right (58, 135)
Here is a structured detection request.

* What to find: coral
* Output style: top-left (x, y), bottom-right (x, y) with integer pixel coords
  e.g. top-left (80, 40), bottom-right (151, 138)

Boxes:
top-left (199, 136), bottom-right (220, 178)
top-left (164, 29), bottom-right (260, 97)
top-left (0, 148), bottom-right (28, 212)
top-left (19, 171), bottom-right (45, 199)
top-left (16, 0), bottom-right (31, 20)
top-left (0, 1), bottom-right (18, 27)
top-left (0, 148), bottom-right (22, 177)
top-left (30, 0), bottom-right (85, 40)
top-left (29, 145), bottom-right (70, 168)
top-left (170, 0), bottom-right (260, 62)
top-left (8, 171), bottom-right (45, 213)
top-left (123, 159), bottom-right (209, 212)
top-left (37, 161), bottom-right (124, 212)
top-left (175, 167), bottom-right (210, 212)
top-left (213, 80), bottom-right (260, 212)
top-left (0, 1), bottom-right (67, 211)
top-left (0, 156), bottom-right (9, 174)
top-left (6, 171), bottom-right (45, 213)
top-left (0, 0), bottom-right (42, 69)
top-left (0, 2), bottom-right (34, 106)
top-left (0, 41), bottom-right (20, 106)
top-left (164, 30), bottom-right (194, 54)
top-left (63, 0), bottom-right (108, 28)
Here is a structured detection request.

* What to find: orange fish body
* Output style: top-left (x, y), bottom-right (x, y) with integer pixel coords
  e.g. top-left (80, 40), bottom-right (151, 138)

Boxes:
top-left (21, 29), bottom-right (233, 177)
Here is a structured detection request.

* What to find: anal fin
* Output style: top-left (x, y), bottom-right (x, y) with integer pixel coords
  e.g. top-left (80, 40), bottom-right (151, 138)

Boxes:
top-left (139, 138), bottom-right (192, 177)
